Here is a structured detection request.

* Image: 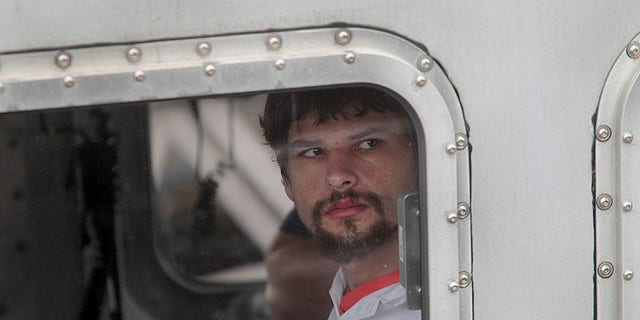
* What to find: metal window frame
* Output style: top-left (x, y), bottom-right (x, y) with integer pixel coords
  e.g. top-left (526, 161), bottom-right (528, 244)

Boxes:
top-left (595, 33), bottom-right (640, 320)
top-left (0, 27), bottom-right (472, 320)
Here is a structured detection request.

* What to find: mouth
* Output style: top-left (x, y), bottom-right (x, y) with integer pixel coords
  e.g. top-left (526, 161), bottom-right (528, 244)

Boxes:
top-left (323, 199), bottom-right (370, 219)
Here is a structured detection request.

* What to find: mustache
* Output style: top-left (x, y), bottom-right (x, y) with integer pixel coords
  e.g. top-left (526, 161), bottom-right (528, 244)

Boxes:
top-left (311, 189), bottom-right (385, 220)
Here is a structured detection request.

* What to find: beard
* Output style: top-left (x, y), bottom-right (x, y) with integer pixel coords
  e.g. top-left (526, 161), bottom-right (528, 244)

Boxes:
top-left (310, 189), bottom-right (397, 264)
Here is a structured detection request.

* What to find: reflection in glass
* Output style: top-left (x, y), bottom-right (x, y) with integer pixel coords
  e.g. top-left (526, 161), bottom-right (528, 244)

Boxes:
top-left (149, 97), bottom-right (290, 281)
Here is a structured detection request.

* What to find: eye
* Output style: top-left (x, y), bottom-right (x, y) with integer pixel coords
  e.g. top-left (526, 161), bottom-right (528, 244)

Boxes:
top-left (358, 139), bottom-right (380, 150)
top-left (301, 147), bottom-right (324, 158)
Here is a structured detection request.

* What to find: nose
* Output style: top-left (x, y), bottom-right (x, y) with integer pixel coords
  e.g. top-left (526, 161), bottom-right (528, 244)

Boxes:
top-left (326, 151), bottom-right (357, 190)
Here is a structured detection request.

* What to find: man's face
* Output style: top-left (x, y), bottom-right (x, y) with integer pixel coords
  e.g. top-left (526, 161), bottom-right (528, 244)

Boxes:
top-left (281, 107), bottom-right (417, 263)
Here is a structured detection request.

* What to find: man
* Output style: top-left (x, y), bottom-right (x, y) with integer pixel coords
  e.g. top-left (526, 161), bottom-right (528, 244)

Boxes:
top-left (261, 87), bottom-right (420, 319)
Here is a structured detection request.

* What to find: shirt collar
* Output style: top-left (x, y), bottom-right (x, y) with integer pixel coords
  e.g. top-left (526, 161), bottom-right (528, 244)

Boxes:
top-left (329, 268), bottom-right (401, 315)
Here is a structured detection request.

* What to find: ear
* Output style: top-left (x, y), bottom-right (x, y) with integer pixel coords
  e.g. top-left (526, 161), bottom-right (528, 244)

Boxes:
top-left (283, 177), bottom-right (295, 202)
top-left (275, 148), bottom-right (295, 202)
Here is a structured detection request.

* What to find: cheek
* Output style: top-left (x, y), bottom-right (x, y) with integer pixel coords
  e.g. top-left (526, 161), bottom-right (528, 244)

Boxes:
top-left (286, 169), bottom-right (322, 217)
top-left (287, 161), bottom-right (325, 191)
top-left (371, 156), bottom-right (417, 193)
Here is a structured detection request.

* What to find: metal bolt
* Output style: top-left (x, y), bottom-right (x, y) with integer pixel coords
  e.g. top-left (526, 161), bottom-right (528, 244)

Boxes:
top-left (447, 212), bottom-right (458, 224)
top-left (205, 64), bottom-right (216, 76)
top-left (623, 270), bottom-right (634, 281)
top-left (459, 271), bottom-right (472, 288)
top-left (597, 194), bottom-right (613, 210)
top-left (266, 34), bottom-right (282, 50)
top-left (598, 262), bottom-right (614, 278)
top-left (446, 144), bottom-right (457, 154)
top-left (134, 70), bottom-right (145, 81)
top-left (415, 209), bottom-right (420, 216)
top-left (457, 202), bottom-right (470, 219)
top-left (623, 201), bottom-right (633, 212)
top-left (335, 29), bottom-right (352, 45)
top-left (196, 42), bottom-right (211, 56)
top-left (275, 59), bottom-right (286, 70)
top-left (126, 47), bottom-right (142, 63)
top-left (417, 55), bottom-right (433, 72)
top-left (416, 75), bottom-right (427, 87)
top-left (623, 132), bottom-right (634, 143)
top-left (627, 41), bottom-right (640, 59)
top-left (55, 51), bottom-right (72, 69)
top-left (448, 281), bottom-right (460, 293)
top-left (455, 133), bottom-right (468, 150)
top-left (596, 125), bottom-right (611, 142)
top-left (344, 51), bottom-right (356, 64)
top-left (63, 76), bottom-right (74, 88)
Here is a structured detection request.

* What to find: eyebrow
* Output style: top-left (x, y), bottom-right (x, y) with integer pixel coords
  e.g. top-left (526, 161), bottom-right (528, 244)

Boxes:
top-left (288, 139), bottom-right (322, 149)
top-left (288, 127), bottom-right (394, 149)
top-left (347, 127), bottom-right (392, 141)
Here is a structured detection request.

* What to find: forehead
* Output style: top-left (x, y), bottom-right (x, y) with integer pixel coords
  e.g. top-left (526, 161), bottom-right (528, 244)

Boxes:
top-left (288, 109), bottom-right (410, 140)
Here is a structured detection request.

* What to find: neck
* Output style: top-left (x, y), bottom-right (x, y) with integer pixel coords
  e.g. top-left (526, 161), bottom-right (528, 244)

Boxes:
top-left (341, 238), bottom-right (399, 289)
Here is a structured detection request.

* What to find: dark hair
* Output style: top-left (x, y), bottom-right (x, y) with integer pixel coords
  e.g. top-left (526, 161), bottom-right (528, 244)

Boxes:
top-left (259, 87), bottom-right (410, 177)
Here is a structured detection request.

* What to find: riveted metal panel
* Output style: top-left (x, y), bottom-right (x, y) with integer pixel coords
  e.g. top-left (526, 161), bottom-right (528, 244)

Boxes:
top-left (0, 27), bottom-right (470, 320)
top-left (6, 1), bottom-right (640, 319)
top-left (595, 32), bottom-right (640, 319)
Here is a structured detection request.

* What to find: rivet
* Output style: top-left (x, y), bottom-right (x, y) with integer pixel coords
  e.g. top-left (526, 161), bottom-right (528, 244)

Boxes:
top-left (597, 194), bottom-right (613, 210)
top-left (266, 34), bottom-right (282, 51)
top-left (416, 75), bottom-right (427, 87)
top-left (448, 281), bottom-right (460, 293)
top-left (623, 270), bottom-right (634, 281)
top-left (275, 59), bottom-right (286, 70)
top-left (134, 70), bottom-right (145, 81)
top-left (458, 271), bottom-right (472, 288)
top-left (344, 51), bottom-right (356, 64)
top-left (455, 133), bottom-right (468, 150)
top-left (447, 212), bottom-right (458, 224)
top-left (334, 28), bottom-right (352, 45)
top-left (126, 47), bottom-right (142, 63)
top-left (627, 41), bottom-right (640, 59)
top-left (457, 202), bottom-right (470, 219)
top-left (596, 125), bottom-right (611, 142)
top-left (196, 42), bottom-right (211, 57)
top-left (55, 51), bottom-right (72, 69)
top-left (63, 76), bottom-right (74, 88)
top-left (623, 132), bottom-right (634, 143)
top-left (446, 144), bottom-right (457, 154)
top-left (415, 209), bottom-right (420, 216)
top-left (417, 55), bottom-right (433, 72)
top-left (598, 261), bottom-right (614, 278)
top-left (205, 64), bottom-right (216, 76)
top-left (623, 201), bottom-right (633, 212)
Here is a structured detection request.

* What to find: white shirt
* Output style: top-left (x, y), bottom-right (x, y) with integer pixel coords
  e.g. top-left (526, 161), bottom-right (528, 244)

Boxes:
top-left (327, 269), bottom-right (422, 320)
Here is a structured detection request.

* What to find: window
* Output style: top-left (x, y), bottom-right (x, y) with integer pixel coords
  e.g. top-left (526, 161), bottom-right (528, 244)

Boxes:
top-left (0, 27), bottom-right (470, 320)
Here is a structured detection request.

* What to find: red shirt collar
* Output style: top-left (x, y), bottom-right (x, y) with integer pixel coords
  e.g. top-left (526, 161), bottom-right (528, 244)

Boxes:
top-left (339, 270), bottom-right (400, 314)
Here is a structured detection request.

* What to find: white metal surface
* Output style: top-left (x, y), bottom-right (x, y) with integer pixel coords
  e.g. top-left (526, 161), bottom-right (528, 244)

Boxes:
top-left (4, 1), bottom-right (640, 319)
top-left (622, 80), bottom-right (640, 319)
top-left (595, 31), bottom-right (640, 319)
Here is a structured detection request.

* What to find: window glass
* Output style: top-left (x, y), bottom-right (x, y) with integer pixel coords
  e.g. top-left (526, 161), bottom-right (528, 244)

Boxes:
top-left (0, 86), bottom-right (420, 320)
top-left (149, 96), bottom-right (287, 278)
